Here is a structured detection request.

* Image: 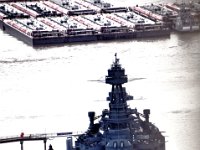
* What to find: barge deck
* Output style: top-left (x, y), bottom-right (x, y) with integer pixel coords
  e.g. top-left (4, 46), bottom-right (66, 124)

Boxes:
top-left (0, 0), bottom-right (199, 46)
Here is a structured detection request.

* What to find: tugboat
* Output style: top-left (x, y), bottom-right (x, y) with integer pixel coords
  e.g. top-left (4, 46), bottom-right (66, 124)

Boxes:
top-left (67, 54), bottom-right (165, 150)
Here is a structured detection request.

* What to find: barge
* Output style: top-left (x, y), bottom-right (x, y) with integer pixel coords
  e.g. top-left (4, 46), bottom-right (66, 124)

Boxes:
top-left (0, 0), bottom-right (199, 46)
top-left (165, 2), bottom-right (200, 31)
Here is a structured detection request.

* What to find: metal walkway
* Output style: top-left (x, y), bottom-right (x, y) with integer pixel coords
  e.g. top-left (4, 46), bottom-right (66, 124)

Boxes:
top-left (0, 132), bottom-right (72, 150)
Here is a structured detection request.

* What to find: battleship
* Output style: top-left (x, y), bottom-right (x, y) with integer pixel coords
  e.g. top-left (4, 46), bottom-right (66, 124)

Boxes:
top-left (0, 54), bottom-right (166, 150)
top-left (67, 54), bottom-right (166, 150)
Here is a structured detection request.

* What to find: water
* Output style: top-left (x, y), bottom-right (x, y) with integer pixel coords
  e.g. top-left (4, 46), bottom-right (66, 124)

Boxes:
top-left (0, 0), bottom-right (200, 150)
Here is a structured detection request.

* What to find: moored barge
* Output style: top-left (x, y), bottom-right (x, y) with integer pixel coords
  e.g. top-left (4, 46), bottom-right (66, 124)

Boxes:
top-left (1, 0), bottom-right (199, 46)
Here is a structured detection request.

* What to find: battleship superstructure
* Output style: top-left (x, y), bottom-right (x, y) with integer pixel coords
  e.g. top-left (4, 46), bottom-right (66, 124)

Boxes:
top-left (0, 54), bottom-right (165, 149)
top-left (66, 54), bottom-right (165, 150)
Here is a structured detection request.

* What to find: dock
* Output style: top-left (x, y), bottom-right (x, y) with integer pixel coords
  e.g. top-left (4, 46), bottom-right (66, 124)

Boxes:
top-left (0, 132), bottom-right (72, 150)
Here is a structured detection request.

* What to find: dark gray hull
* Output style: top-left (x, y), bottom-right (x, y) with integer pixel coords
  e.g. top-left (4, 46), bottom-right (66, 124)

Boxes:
top-left (2, 22), bottom-right (33, 45)
top-left (136, 29), bottom-right (170, 38)
top-left (97, 32), bottom-right (136, 41)
top-left (32, 35), bottom-right (98, 46)
top-left (2, 21), bottom-right (170, 46)
top-left (2, 22), bottom-right (98, 46)
top-left (0, 20), bottom-right (3, 30)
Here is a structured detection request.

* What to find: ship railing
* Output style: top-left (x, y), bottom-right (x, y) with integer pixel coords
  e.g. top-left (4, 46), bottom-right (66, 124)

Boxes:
top-left (66, 28), bottom-right (97, 35)
top-left (0, 132), bottom-right (74, 144)
top-left (67, 9), bottom-right (97, 16)
top-left (31, 30), bottom-right (63, 38)
top-left (103, 117), bottom-right (134, 123)
top-left (36, 11), bottom-right (63, 18)
top-left (135, 134), bottom-right (150, 140)
top-left (134, 23), bottom-right (169, 31)
top-left (100, 7), bottom-right (128, 13)
top-left (0, 134), bottom-right (47, 144)
top-left (100, 26), bottom-right (131, 33)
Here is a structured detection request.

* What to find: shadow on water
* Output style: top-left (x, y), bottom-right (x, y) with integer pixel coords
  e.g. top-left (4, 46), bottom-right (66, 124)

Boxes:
top-left (32, 35), bottom-right (170, 50)
top-left (170, 109), bottom-right (191, 114)
top-left (175, 31), bottom-right (200, 41)
top-left (0, 58), bottom-right (46, 64)
top-left (0, 57), bottom-right (72, 64)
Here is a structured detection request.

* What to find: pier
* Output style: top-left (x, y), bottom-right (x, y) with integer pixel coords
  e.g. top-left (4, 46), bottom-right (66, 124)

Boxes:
top-left (0, 132), bottom-right (72, 150)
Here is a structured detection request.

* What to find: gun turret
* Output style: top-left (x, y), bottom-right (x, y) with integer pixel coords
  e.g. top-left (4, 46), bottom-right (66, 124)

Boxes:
top-left (143, 109), bottom-right (150, 122)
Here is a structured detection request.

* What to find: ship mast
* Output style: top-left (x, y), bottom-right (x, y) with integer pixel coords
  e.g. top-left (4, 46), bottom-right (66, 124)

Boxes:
top-left (105, 53), bottom-right (133, 130)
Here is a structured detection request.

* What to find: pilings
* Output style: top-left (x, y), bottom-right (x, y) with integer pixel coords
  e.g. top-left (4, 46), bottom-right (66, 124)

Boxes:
top-left (20, 141), bottom-right (23, 150)
top-left (0, 132), bottom-right (73, 150)
top-left (20, 139), bottom-right (47, 150)
top-left (19, 139), bottom-right (47, 150)
top-left (44, 139), bottom-right (47, 150)
top-left (0, 135), bottom-right (48, 150)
